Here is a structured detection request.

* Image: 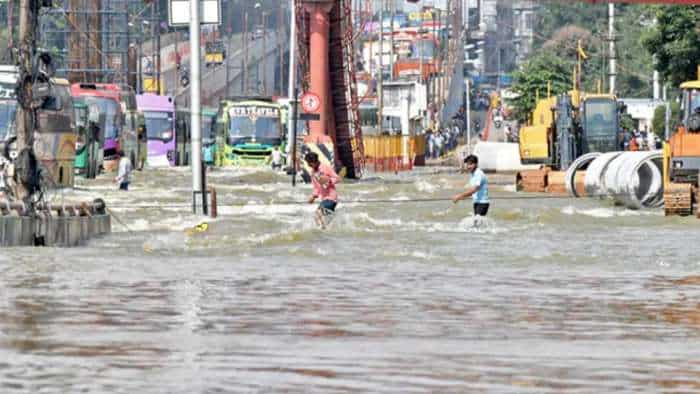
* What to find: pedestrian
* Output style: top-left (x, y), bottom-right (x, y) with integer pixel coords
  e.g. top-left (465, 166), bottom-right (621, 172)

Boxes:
top-left (452, 154), bottom-right (490, 222)
top-left (270, 146), bottom-right (284, 171)
top-left (629, 133), bottom-right (639, 151)
top-left (305, 152), bottom-right (340, 229)
top-left (647, 129), bottom-right (657, 150)
top-left (114, 150), bottom-right (133, 191)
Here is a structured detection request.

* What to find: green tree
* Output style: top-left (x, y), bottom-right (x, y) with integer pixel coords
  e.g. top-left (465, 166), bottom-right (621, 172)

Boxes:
top-left (508, 51), bottom-right (573, 122)
top-left (651, 101), bottom-right (681, 137)
top-left (532, 3), bottom-right (655, 97)
top-left (643, 6), bottom-right (700, 87)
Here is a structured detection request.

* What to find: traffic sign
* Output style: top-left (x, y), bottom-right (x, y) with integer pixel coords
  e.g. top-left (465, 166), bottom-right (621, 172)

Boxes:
top-left (300, 92), bottom-right (321, 113)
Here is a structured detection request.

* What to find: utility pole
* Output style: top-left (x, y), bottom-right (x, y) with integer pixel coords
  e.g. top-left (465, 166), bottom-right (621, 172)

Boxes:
top-left (156, 0), bottom-right (161, 95)
top-left (262, 11), bottom-right (267, 94)
top-left (277, 6), bottom-right (283, 96)
top-left (243, 11), bottom-right (248, 94)
top-left (189, 0), bottom-right (204, 214)
top-left (389, 0), bottom-right (394, 82)
top-left (378, 0), bottom-right (384, 133)
top-left (286, 0), bottom-right (297, 155)
top-left (14, 0), bottom-right (39, 203)
top-left (608, 2), bottom-right (616, 95)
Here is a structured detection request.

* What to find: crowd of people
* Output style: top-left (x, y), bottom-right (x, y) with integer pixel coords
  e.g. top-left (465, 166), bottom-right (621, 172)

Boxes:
top-left (619, 126), bottom-right (660, 151)
top-left (425, 126), bottom-right (461, 159)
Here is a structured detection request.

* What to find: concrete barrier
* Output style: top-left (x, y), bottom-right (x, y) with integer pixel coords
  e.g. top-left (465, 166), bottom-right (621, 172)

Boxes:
top-left (1, 214), bottom-right (111, 247)
top-left (472, 142), bottom-right (540, 172)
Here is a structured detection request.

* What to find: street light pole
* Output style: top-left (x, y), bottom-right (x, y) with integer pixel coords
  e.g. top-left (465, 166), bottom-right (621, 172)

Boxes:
top-left (286, 0), bottom-right (297, 159)
top-left (190, 0), bottom-right (204, 214)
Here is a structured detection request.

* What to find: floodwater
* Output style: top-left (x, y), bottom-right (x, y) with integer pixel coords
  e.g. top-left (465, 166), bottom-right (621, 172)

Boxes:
top-left (1, 166), bottom-right (700, 393)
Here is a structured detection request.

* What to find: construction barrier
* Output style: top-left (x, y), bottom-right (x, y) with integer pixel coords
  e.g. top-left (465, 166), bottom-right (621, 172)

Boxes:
top-left (363, 135), bottom-right (426, 172)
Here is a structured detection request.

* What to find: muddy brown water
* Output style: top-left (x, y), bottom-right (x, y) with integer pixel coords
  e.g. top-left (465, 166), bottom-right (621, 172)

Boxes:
top-left (1, 166), bottom-right (699, 393)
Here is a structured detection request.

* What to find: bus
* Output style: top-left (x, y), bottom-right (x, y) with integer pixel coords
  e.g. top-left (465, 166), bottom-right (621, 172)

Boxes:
top-left (71, 83), bottom-right (124, 174)
top-left (1, 67), bottom-right (76, 188)
top-left (136, 93), bottom-right (176, 167)
top-left (215, 98), bottom-right (284, 166)
top-left (0, 66), bottom-right (17, 157)
top-left (174, 107), bottom-right (218, 166)
top-left (115, 85), bottom-right (147, 170)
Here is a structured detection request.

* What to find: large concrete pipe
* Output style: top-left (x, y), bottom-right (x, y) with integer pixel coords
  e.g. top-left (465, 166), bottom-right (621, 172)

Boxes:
top-left (579, 151), bottom-right (664, 210)
top-left (583, 151), bottom-right (623, 197)
top-left (603, 152), bottom-right (631, 200)
top-left (613, 151), bottom-right (664, 209)
top-left (565, 152), bottom-right (601, 197)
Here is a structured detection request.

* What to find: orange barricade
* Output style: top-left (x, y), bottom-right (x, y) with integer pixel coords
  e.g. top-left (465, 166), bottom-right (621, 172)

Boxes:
top-left (364, 135), bottom-right (426, 172)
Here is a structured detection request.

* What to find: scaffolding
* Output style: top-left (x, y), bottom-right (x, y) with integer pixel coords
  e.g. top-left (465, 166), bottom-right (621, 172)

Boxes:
top-left (39, 0), bottom-right (155, 85)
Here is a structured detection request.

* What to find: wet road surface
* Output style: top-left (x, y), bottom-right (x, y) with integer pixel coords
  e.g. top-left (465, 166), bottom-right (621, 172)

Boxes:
top-left (1, 166), bottom-right (700, 393)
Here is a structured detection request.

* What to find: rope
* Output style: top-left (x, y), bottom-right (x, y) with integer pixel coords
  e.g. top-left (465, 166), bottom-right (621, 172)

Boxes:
top-left (100, 193), bottom-right (615, 210)
top-left (105, 207), bottom-right (134, 233)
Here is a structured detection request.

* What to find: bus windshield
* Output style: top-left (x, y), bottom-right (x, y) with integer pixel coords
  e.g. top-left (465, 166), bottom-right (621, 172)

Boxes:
top-left (75, 96), bottom-right (121, 140)
top-left (0, 100), bottom-right (17, 141)
top-left (144, 111), bottom-right (174, 141)
top-left (228, 106), bottom-right (281, 142)
top-left (584, 100), bottom-right (617, 137)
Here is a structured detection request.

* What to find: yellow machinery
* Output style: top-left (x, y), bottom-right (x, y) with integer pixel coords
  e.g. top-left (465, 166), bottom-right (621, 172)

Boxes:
top-left (205, 40), bottom-right (226, 67)
top-left (517, 88), bottom-right (620, 193)
top-left (662, 71), bottom-right (700, 217)
top-left (142, 77), bottom-right (165, 95)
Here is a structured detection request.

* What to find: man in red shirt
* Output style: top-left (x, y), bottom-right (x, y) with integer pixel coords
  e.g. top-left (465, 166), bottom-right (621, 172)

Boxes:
top-left (305, 152), bottom-right (340, 229)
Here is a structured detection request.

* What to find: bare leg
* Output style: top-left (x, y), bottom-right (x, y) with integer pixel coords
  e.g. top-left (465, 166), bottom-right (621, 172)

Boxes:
top-left (315, 208), bottom-right (326, 229)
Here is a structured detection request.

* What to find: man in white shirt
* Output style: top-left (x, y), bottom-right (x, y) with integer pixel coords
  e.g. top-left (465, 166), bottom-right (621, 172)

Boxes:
top-left (270, 146), bottom-right (284, 171)
top-left (115, 150), bottom-right (133, 191)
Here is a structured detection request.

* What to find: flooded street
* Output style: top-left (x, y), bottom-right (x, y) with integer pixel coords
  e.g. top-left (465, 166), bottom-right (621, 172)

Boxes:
top-left (2, 167), bottom-right (700, 392)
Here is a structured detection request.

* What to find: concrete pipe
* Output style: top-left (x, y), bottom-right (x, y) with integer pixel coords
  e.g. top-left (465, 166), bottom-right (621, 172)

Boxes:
top-left (613, 151), bottom-right (664, 209)
top-left (603, 152), bottom-right (633, 199)
top-left (565, 152), bottom-right (601, 197)
top-left (583, 152), bottom-right (624, 198)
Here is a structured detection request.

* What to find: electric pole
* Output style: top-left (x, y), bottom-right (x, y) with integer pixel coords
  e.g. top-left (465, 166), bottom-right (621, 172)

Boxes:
top-left (14, 0), bottom-right (41, 204)
top-left (608, 3), bottom-right (616, 95)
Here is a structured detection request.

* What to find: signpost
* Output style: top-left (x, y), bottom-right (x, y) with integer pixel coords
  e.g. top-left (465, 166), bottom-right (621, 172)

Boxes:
top-left (168, 0), bottom-right (221, 26)
top-left (288, 91), bottom-right (322, 187)
top-left (300, 92), bottom-right (321, 113)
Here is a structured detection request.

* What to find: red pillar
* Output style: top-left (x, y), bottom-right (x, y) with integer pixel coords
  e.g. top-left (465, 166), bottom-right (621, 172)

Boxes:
top-left (304, 2), bottom-right (333, 144)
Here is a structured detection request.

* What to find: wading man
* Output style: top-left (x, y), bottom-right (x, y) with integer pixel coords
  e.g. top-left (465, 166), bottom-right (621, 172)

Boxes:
top-left (305, 152), bottom-right (339, 229)
top-left (115, 150), bottom-right (133, 191)
top-left (452, 154), bottom-right (490, 222)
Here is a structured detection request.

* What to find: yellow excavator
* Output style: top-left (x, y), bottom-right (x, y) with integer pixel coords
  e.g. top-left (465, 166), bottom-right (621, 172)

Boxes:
top-left (517, 87), bottom-right (621, 193)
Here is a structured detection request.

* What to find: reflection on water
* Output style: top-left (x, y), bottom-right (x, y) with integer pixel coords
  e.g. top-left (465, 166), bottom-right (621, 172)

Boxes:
top-left (1, 167), bottom-right (700, 392)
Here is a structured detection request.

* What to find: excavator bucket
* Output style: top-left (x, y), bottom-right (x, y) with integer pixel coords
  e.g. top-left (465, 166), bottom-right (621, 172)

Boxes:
top-left (516, 169), bottom-right (549, 193)
top-left (664, 183), bottom-right (693, 216)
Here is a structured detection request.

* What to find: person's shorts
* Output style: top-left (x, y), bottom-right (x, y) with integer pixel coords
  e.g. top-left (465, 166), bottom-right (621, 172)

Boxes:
top-left (319, 199), bottom-right (337, 213)
top-left (473, 202), bottom-right (489, 216)
top-left (119, 182), bottom-right (129, 191)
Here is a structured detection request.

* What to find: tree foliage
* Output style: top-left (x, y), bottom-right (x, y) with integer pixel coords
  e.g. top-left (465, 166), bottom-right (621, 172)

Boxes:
top-left (508, 51), bottom-right (573, 122)
top-left (651, 101), bottom-right (681, 137)
top-left (531, 2), bottom-right (655, 98)
top-left (642, 6), bottom-right (700, 88)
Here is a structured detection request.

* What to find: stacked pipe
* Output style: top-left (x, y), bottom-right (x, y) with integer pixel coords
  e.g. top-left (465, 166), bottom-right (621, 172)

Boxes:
top-left (564, 151), bottom-right (664, 209)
